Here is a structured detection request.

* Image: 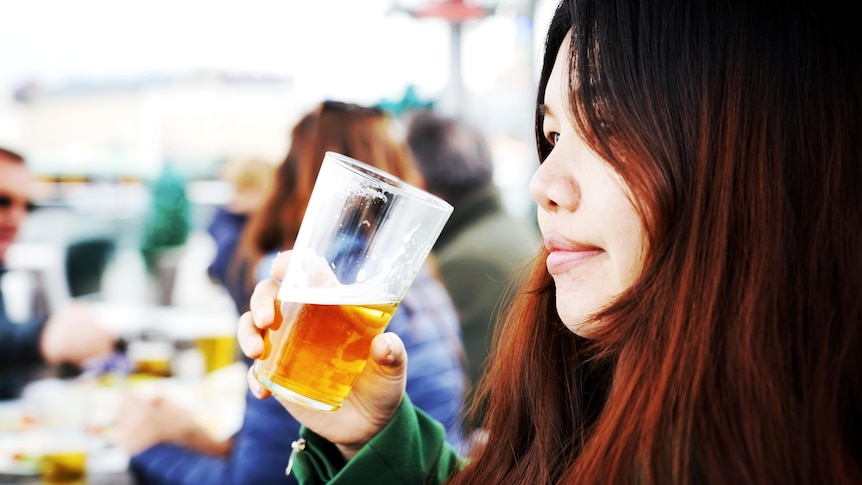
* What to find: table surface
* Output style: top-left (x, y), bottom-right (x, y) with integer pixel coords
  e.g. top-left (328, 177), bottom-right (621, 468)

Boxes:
top-left (0, 470), bottom-right (133, 485)
top-left (0, 362), bottom-right (248, 485)
top-left (92, 302), bottom-right (238, 341)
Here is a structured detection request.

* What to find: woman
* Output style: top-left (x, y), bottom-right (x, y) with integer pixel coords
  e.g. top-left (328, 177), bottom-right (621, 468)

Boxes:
top-left (239, 101), bottom-right (466, 446)
top-left (116, 101), bottom-right (467, 484)
top-left (239, 1), bottom-right (862, 483)
top-left (205, 157), bottom-right (275, 315)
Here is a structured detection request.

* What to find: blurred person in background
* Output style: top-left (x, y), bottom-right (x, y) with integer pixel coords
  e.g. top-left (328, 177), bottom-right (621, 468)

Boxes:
top-left (113, 100), bottom-right (469, 484)
top-left (406, 111), bottom-right (539, 433)
top-left (206, 157), bottom-right (276, 315)
top-left (0, 146), bottom-right (116, 399)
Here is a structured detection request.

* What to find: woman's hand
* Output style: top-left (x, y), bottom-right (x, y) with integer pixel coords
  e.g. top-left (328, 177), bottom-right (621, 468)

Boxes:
top-left (237, 251), bottom-right (408, 460)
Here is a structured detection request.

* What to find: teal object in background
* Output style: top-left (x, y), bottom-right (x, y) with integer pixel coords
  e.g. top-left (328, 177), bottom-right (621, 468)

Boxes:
top-left (139, 163), bottom-right (191, 276)
top-left (376, 85), bottom-right (435, 117)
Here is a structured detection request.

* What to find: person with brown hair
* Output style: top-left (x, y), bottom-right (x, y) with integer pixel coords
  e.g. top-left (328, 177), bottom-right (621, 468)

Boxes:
top-left (238, 102), bottom-right (465, 445)
top-left (114, 101), bottom-right (468, 484)
top-left (238, 0), bottom-right (862, 483)
top-left (237, 101), bottom-right (425, 281)
top-left (205, 157), bottom-right (276, 314)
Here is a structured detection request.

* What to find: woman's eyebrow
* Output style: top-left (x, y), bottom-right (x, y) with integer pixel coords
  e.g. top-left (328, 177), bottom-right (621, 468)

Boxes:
top-left (539, 104), bottom-right (555, 118)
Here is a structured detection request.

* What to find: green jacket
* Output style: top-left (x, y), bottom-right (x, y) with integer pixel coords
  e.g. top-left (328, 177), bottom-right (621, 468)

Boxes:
top-left (291, 397), bottom-right (465, 484)
top-left (433, 185), bottom-right (538, 401)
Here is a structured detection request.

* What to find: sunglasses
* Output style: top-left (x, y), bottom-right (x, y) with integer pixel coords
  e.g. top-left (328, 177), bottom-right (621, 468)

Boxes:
top-left (0, 194), bottom-right (37, 212)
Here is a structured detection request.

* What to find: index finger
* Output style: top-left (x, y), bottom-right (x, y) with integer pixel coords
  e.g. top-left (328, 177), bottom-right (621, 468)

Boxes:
top-left (249, 277), bottom-right (281, 328)
top-left (270, 251), bottom-right (290, 280)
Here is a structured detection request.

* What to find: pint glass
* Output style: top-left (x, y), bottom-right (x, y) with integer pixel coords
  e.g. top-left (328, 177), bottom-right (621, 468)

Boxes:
top-left (252, 152), bottom-right (453, 412)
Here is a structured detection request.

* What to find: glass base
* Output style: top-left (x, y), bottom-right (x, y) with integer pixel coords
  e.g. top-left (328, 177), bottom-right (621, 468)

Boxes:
top-left (253, 369), bottom-right (341, 412)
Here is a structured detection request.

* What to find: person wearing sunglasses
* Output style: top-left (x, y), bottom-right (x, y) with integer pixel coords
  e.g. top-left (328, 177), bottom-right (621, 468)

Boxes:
top-left (0, 146), bottom-right (116, 399)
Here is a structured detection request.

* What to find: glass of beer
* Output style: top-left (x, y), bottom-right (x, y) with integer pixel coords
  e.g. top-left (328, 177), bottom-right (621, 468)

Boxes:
top-left (196, 334), bottom-right (237, 374)
top-left (41, 449), bottom-right (87, 484)
top-left (252, 152), bottom-right (453, 412)
top-left (39, 431), bottom-right (88, 484)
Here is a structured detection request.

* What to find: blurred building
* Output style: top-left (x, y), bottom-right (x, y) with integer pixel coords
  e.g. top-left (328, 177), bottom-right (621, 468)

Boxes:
top-left (5, 70), bottom-right (299, 181)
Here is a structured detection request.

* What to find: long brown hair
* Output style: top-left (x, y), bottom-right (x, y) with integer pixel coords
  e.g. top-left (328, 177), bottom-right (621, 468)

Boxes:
top-left (452, 1), bottom-right (861, 483)
top-left (236, 101), bottom-right (423, 290)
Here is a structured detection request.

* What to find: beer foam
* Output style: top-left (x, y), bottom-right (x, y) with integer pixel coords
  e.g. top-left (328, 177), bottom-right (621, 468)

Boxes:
top-left (341, 175), bottom-right (389, 203)
top-left (279, 248), bottom-right (400, 304)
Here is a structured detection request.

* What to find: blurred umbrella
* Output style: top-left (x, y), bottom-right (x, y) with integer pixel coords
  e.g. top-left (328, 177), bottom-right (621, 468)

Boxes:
top-left (397, 0), bottom-right (494, 116)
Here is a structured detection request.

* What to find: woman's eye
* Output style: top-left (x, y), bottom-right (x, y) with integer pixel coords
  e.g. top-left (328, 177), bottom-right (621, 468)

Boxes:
top-left (546, 132), bottom-right (560, 146)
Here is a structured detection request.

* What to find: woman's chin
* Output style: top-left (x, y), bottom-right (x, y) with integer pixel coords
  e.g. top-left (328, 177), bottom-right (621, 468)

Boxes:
top-left (568, 324), bottom-right (599, 339)
top-left (560, 314), bottom-right (602, 339)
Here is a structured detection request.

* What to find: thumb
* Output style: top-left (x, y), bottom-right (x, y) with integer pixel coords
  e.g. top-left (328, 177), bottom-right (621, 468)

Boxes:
top-left (368, 332), bottom-right (407, 379)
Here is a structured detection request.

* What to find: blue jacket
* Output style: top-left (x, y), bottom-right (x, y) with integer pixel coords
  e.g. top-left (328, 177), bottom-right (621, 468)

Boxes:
top-left (129, 263), bottom-right (467, 484)
top-left (0, 267), bottom-right (48, 400)
top-left (205, 207), bottom-right (251, 315)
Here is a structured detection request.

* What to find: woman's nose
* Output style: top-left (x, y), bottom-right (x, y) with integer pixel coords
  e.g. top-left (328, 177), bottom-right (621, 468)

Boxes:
top-left (529, 154), bottom-right (580, 213)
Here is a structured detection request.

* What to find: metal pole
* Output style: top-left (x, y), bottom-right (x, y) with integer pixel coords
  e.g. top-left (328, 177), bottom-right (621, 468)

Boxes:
top-left (449, 21), bottom-right (463, 117)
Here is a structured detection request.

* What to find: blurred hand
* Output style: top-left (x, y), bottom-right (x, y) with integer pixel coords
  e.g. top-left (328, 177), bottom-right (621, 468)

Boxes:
top-left (237, 251), bottom-right (408, 460)
top-left (113, 393), bottom-right (230, 456)
top-left (40, 301), bottom-right (116, 366)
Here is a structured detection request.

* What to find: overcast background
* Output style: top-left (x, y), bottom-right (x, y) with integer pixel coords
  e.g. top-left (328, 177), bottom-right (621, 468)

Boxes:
top-left (0, 0), bottom-right (557, 107)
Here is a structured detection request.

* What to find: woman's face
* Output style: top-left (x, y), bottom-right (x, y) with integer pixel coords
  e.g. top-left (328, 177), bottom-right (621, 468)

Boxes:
top-left (530, 33), bottom-right (647, 337)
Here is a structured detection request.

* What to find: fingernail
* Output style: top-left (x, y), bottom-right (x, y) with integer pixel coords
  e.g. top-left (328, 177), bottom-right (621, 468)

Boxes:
top-left (383, 334), bottom-right (395, 357)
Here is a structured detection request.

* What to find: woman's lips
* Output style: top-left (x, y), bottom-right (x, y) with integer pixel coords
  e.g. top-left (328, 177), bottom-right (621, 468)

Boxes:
top-left (545, 247), bottom-right (604, 274)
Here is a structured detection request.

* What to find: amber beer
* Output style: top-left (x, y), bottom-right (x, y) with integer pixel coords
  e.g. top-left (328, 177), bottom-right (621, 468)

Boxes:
top-left (253, 152), bottom-right (453, 412)
top-left (253, 296), bottom-right (399, 411)
top-left (41, 450), bottom-right (87, 484)
top-left (196, 335), bottom-right (237, 374)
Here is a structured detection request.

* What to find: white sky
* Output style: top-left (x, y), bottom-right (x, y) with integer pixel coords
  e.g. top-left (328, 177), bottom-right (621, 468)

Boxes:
top-left (0, 0), bottom-right (555, 105)
top-left (0, 0), bottom-right (557, 218)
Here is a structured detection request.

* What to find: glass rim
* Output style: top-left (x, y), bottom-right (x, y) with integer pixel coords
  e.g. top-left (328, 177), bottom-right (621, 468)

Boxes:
top-left (323, 151), bottom-right (453, 213)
